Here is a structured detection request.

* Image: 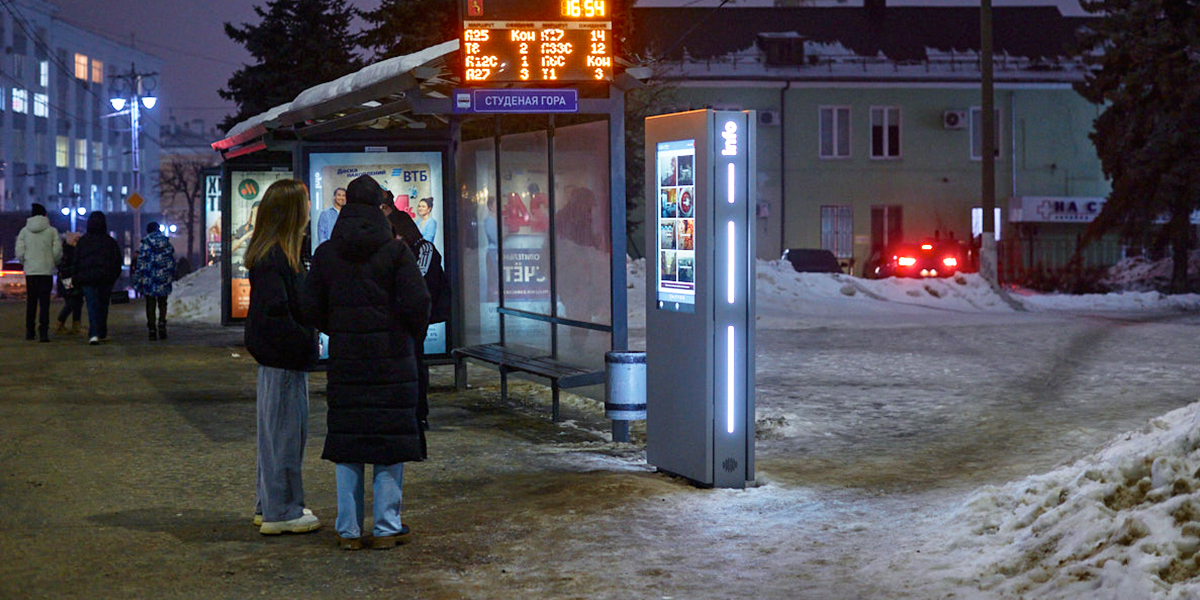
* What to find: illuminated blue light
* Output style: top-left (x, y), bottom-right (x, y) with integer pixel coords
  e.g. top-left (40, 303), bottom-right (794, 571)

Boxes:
top-left (727, 326), bottom-right (735, 434)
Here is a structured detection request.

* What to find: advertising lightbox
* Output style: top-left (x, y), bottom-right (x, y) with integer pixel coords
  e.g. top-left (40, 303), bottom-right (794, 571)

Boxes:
top-left (228, 169), bottom-right (293, 320)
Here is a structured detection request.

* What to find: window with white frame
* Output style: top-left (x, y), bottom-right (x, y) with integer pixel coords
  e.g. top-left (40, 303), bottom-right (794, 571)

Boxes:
top-left (75, 139), bottom-right (88, 169)
top-left (55, 136), bottom-right (68, 168)
top-left (11, 88), bottom-right (27, 113)
top-left (39, 60), bottom-right (48, 88)
top-left (32, 93), bottom-right (47, 118)
top-left (820, 205), bottom-right (854, 260)
top-left (74, 53), bottom-right (88, 80)
top-left (91, 141), bottom-right (103, 170)
top-left (870, 106), bottom-right (901, 159)
top-left (91, 59), bottom-right (103, 84)
top-left (970, 106), bottom-right (1002, 160)
top-left (819, 106), bottom-right (851, 158)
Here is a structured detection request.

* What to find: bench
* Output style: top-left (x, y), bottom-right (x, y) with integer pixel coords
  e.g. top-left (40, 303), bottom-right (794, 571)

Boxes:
top-left (452, 343), bottom-right (606, 422)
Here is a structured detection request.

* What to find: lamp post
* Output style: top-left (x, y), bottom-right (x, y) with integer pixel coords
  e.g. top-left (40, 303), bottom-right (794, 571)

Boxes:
top-left (109, 64), bottom-right (158, 239)
top-left (59, 196), bottom-right (86, 233)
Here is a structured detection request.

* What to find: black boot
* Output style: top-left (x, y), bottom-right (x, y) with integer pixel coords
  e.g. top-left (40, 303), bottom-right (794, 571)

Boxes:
top-left (157, 321), bottom-right (167, 340)
top-left (149, 324), bottom-right (157, 341)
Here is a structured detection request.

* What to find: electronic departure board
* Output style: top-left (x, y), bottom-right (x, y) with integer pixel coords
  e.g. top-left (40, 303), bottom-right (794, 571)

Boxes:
top-left (460, 0), bottom-right (614, 84)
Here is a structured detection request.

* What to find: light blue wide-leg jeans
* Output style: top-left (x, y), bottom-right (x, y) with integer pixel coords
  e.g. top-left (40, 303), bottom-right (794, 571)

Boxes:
top-left (255, 366), bottom-right (309, 522)
top-left (335, 462), bottom-right (404, 539)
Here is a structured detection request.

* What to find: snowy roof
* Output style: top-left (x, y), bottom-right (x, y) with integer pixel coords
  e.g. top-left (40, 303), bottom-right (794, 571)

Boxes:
top-left (217, 40), bottom-right (459, 147)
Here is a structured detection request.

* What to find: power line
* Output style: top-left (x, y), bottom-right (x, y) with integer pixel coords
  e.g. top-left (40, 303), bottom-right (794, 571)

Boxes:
top-left (49, 14), bottom-right (244, 67)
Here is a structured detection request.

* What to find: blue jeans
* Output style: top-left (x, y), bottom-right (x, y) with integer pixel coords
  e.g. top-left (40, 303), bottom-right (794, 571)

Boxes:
top-left (255, 366), bottom-right (309, 523)
top-left (82, 285), bottom-right (112, 339)
top-left (335, 463), bottom-right (404, 539)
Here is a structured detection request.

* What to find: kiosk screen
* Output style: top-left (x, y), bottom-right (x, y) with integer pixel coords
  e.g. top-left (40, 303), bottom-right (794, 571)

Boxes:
top-left (655, 139), bottom-right (696, 313)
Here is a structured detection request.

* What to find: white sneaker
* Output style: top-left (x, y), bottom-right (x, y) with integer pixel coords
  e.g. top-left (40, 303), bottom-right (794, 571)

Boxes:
top-left (88, 336), bottom-right (99, 345)
top-left (259, 512), bottom-right (320, 535)
top-left (253, 507), bottom-right (311, 527)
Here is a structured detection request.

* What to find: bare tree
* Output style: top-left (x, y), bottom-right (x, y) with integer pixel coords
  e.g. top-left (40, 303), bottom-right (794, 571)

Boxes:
top-left (157, 157), bottom-right (213, 267)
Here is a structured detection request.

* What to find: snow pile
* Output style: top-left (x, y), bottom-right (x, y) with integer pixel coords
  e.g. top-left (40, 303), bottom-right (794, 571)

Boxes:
top-left (943, 403), bottom-right (1200, 600)
top-left (168, 265), bottom-right (221, 324)
top-left (1105, 250), bottom-right (1200, 293)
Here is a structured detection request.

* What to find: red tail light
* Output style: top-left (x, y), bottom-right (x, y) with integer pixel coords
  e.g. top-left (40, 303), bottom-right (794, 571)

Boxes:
top-left (898, 256), bottom-right (917, 267)
top-left (942, 257), bottom-right (958, 268)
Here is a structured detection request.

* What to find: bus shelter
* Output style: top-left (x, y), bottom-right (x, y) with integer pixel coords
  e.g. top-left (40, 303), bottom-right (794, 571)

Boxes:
top-left (211, 41), bottom-right (632, 406)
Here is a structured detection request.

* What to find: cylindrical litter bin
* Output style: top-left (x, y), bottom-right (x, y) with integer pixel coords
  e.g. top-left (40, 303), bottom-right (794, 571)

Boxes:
top-left (605, 351), bottom-right (646, 443)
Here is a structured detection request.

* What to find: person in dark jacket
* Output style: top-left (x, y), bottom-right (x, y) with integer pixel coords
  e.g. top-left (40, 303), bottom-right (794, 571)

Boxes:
top-left (134, 222), bottom-right (176, 340)
top-left (73, 211), bottom-right (122, 345)
top-left (387, 209), bottom-right (450, 435)
top-left (54, 232), bottom-right (82, 335)
top-left (243, 179), bottom-right (321, 536)
top-left (301, 174), bottom-right (430, 551)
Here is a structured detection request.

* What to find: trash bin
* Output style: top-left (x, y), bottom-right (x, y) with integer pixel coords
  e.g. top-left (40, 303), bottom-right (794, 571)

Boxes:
top-left (605, 351), bottom-right (646, 443)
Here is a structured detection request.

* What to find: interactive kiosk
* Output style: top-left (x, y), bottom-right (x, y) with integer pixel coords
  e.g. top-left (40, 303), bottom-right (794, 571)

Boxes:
top-left (644, 109), bottom-right (756, 488)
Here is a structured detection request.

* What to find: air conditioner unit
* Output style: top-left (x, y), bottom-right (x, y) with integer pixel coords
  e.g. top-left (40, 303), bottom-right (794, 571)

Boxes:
top-left (759, 110), bottom-right (781, 126)
top-left (942, 110), bottom-right (967, 130)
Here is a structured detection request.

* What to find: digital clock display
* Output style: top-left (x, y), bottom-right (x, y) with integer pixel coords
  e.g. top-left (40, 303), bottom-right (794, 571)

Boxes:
top-left (461, 0), bottom-right (614, 84)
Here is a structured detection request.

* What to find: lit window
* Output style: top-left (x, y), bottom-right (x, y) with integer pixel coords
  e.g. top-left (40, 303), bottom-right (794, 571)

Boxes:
top-left (39, 61), bottom-right (49, 88)
top-left (0, 87), bottom-right (5, 112)
top-left (870, 106), bottom-right (901, 159)
top-left (33, 93), bottom-right (48, 118)
top-left (91, 59), bottom-right (103, 84)
top-left (91, 141), bottom-right (103, 170)
top-left (75, 139), bottom-right (88, 169)
top-left (970, 107), bottom-right (1002, 160)
top-left (12, 88), bottom-right (28, 114)
top-left (55, 136), bottom-right (69, 168)
top-left (74, 53), bottom-right (88, 80)
top-left (819, 106), bottom-right (851, 159)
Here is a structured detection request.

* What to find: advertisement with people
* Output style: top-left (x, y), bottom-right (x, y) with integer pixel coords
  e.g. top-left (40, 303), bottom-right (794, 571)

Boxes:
top-left (229, 169), bottom-right (293, 319)
top-left (655, 139), bottom-right (696, 313)
top-left (205, 173), bottom-right (222, 266)
top-left (307, 151), bottom-right (446, 356)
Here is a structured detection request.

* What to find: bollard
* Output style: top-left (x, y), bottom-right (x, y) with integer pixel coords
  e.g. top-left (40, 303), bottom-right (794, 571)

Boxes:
top-left (605, 351), bottom-right (647, 443)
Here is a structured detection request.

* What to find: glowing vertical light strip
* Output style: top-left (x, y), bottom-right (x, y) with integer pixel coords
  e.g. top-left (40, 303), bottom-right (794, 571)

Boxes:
top-left (727, 325), bottom-right (735, 434)
top-left (726, 163), bottom-right (735, 204)
top-left (727, 220), bottom-right (736, 304)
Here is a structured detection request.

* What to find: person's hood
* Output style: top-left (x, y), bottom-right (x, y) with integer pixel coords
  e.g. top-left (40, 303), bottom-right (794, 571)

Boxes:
top-left (329, 203), bottom-right (393, 263)
top-left (144, 230), bottom-right (171, 250)
top-left (24, 215), bottom-right (51, 233)
top-left (85, 212), bottom-right (108, 235)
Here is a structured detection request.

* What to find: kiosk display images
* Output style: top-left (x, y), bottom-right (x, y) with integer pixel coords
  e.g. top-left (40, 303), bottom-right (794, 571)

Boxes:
top-left (226, 168), bottom-right (293, 321)
top-left (306, 149), bottom-right (448, 358)
top-left (644, 109), bottom-right (756, 489)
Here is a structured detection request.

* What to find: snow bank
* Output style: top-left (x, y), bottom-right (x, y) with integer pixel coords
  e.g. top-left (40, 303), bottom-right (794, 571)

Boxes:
top-left (1105, 250), bottom-right (1200, 293)
top-left (169, 265), bottom-right (220, 324)
top-left (940, 403), bottom-right (1200, 599)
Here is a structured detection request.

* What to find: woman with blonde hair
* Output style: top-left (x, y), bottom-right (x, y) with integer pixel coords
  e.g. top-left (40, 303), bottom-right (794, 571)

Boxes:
top-left (243, 179), bottom-right (321, 535)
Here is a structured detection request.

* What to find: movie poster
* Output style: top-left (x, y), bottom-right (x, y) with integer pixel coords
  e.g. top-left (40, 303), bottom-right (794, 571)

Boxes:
top-left (655, 139), bottom-right (696, 313)
top-left (229, 169), bottom-right (293, 319)
top-left (307, 151), bottom-right (447, 356)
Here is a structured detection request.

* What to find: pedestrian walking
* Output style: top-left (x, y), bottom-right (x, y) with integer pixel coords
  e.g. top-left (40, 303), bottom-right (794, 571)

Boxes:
top-left (72, 211), bottom-right (122, 345)
top-left (243, 179), bottom-right (321, 536)
top-left (15, 203), bottom-right (62, 342)
top-left (387, 209), bottom-right (450, 438)
top-left (301, 174), bottom-right (430, 551)
top-left (55, 232), bottom-right (82, 335)
top-left (133, 222), bottom-right (176, 340)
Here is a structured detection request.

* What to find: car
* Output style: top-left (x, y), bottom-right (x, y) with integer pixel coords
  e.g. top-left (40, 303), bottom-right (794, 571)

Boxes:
top-left (869, 240), bottom-right (972, 279)
top-left (0, 261), bottom-right (27, 299)
top-left (781, 248), bottom-right (844, 274)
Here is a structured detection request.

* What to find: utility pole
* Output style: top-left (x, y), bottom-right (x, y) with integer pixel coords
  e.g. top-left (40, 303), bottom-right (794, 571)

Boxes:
top-left (980, 0), bottom-right (997, 284)
top-left (109, 64), bottom-right (158, 240)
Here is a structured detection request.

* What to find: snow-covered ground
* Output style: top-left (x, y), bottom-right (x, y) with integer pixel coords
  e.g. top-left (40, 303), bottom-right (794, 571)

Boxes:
top-left (170, 258), bottom-right (1200, 598)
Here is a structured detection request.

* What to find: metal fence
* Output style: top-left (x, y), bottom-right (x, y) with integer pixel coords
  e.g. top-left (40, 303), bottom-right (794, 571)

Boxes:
top-left (997, 236), bottom-right (1126, 285)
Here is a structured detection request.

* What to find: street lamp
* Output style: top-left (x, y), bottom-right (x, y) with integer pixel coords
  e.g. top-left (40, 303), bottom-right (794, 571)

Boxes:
top-left (60, 202), bottom-right (86, 233)
top-left (109, 64), bottom-right (158, 238)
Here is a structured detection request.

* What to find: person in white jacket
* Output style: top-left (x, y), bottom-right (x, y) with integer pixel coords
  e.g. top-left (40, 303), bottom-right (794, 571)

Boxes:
top-left (15, 203), bottom-right (62, 342)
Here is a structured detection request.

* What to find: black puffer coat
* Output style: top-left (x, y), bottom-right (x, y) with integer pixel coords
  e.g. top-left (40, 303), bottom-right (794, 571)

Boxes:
top-left (73, 212), bottom-right (122, 288)
top-left (245, 245), bottom-right (317, 372)
top-left (301, 203), bottom-right (430, 465)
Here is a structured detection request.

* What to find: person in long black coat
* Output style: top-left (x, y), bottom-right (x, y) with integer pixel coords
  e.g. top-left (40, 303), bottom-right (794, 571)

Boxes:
top-left (72, 211), bottom-right (122, 344)
top-left (301, 174), bottom-right (430, 550)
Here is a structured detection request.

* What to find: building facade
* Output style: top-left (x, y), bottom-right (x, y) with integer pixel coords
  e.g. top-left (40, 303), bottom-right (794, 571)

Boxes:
top-left (0, 0), bottom-right (163, 261)
top-left (632, 5), bottom-right (1116, 276)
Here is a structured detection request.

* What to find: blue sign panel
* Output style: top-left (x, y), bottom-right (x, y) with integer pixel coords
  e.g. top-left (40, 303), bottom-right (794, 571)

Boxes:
top-left (452, 88), bottom-right (579, 114)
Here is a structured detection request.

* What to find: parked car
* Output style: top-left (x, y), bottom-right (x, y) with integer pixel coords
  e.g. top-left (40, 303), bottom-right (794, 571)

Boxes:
top-left (782, 248), bottom-right (843, 274)
top-left (0, 261), bottom-right (27, 299)
top-left (866, 240), bottom-right (972, 279)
